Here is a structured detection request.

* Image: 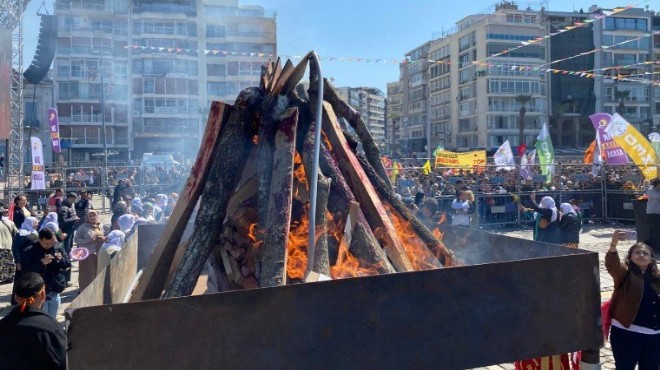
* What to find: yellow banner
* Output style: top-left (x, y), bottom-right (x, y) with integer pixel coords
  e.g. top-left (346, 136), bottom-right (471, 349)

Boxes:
top-left (604, 113), bottom-right (657, 180)
top-left (434, 150), bottom-right (486, 171)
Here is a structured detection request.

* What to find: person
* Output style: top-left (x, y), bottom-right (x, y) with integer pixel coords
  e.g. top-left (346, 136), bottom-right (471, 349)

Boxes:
top-left (12, 195), bottom-right (35, 229)
top-left (97, 230), bottom-right (125, 274)
top-left (558, 203), bottom-right (580, 248)
top-left (164, 192), bottom-right (178, 217)
top-left (0, 207), bottom-right (18, 283)
top-left (118, 214), bottom-right (137, 236)
top-left (112, 179), bottom-right (126, 209)
top-left (74, 189), bottom-right (94, 226)
top-left (11, 217), bottom-right (39, 282)
top-left (644, 178), bottom-right (660, 254)
top-left (46, 188), bottom-right (63, 214)
top-left (38, 211), bottom-right (58, 231)
top-left (57, 192), bottom-right (79, 283)
top-left (451, 190), bottom-right (474, 227)
top-left (20, 229), bottom-right (71, 318)
top-left (522, 194), bottom-right (560, 244)
top-left (605, 231), bottom-right (660, 369)
top-left (417, 197), bottom-right (440, 230)
top-left (0, 272), bottom-right (67, 370)
top-left (74, 210), bottom-right (106, 292)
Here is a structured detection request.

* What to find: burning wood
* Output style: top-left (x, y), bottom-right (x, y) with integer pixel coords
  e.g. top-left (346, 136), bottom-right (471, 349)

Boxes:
top-left (132, 53), bottom-right (459, 300)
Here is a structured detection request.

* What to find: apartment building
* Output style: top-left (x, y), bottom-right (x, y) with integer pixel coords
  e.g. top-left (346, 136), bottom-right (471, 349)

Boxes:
top-left (53, 0), bottom-right (275, 161)
top-left (390, 3), bottom-right (659, 154)
top-left (336, 86), bottom-right (387, 150)
top-left (591, 6), bottom-right (657, 135)
top-left (386, 81), bottom-right (403, 154)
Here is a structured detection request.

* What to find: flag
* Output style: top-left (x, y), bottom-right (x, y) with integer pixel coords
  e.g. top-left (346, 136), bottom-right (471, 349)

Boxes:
top-left (30, 136), bottom-right (46, 190)
top-left (519, 154), bottom-right (531, 180)
top-left (422, 160), bottom-right (432, 175)
top-left (517, 143), bottom-right (526, 158)
top-left (648, 132), bottom-right (660, 165)
top-left (584, 140), bottom-right (596, 164)
top-left (47, 108), bottom-right (62, 153)
top-left (528, 149), bottom-right (536, 165)
top-left (592, 133), bottom-right (603, 177)
top-left (381, 156), bottom-right (393, 176)
top-left (589, 113), bottom-right (628, 165)
top-left (390, 161), bottom-right (401, 183)
top-left (493, 140), bottom-right (515, 170)
top-left (534, 123), bottom-right (555, 183)
top-left (604, 113), bottom-right (657, 179)
top-left (432, 144), bottom-right (445, 158)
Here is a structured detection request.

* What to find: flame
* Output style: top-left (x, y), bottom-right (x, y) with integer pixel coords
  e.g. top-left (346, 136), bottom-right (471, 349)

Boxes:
top-left (252, 135), bottom-right (259, 145)
top-left (293, 152), bottom-right (308, 190)
top-left (385, 204), bottom-right (442, 271)
top-left (248, 223), bottom-right (259, 243)
top-left (431, 213), bottom-right (447, 240)
top-left (322, 131), bottom-right (333, 151)
top-left (328, 211), bottom-right (380, 279)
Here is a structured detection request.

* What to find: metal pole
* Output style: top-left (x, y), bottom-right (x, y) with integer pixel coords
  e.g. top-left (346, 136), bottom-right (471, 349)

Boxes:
top-left (307, 51), bottom-right (323, 276)
top-left (99, 50), bottom-right (107, 211)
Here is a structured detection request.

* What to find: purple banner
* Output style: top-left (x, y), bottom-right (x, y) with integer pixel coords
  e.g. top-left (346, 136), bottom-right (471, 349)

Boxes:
top-left (589, 113), bottom-right (628, 165)
top-left (48, 108), bottom-right (61, 153)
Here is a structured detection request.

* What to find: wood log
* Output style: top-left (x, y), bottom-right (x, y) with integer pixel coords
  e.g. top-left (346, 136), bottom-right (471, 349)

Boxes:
top-left (301, 120), bottom-right (331, 277)
top-left (259, 107), bottom-right (299, 287)
top-left (163, 88), bottom-right (262, 298)
top-left (279, 53), bottom-right (311, 96)
top-left (321, 102), bottom-right (413, 272)
top-left (318, 144), bottom-right (396, 275)
top-left (130, 101), bottom-right (230, 302)
top-left (206, 253), bottom-right (230, 293)
top-left (342, 201), bottom-right (360, 248)
top-left (355, 154), bottom-right (454, 267)
top-left (224, 176), bottom-right (258, 223)
top-left (323, 78), bottom-right (391, 188)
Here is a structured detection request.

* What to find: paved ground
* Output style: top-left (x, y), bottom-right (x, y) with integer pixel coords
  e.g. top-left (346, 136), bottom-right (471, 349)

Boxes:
top-left (0, 203), bottom-right (638, 368)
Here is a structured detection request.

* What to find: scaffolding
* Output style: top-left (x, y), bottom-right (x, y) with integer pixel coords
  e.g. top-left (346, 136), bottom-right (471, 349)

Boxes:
top-left (0, 0), bottom-right (27, 190)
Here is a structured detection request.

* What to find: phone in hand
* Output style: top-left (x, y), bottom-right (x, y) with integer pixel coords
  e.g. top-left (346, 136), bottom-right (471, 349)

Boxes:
top-left (623, 231), bottom-right (637, 241)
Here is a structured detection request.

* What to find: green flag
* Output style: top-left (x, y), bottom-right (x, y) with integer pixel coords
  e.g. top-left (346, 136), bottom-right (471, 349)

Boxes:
top-left (534, 123), bottom-right (554, 183)
top-left (432, 144), bottom-right (445, 158)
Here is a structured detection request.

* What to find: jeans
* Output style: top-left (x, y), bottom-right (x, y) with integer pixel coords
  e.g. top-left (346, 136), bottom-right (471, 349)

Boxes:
top-left (42, 292), bottom-right (61, 319)
top-left (610, 326), bottom-right (660, 370)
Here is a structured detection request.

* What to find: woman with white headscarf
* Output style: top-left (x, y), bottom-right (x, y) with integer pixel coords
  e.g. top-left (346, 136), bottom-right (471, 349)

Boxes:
top-left (117, 214), bottom-right (136, 236)
top-left (97, 230), bottom-right (125, 274)
top-left (38, 212), bottom-right (58, 231)
top-left (523, 193), bottom-right (560, 244)
top-left (558, 203), bottom-right (580, 248)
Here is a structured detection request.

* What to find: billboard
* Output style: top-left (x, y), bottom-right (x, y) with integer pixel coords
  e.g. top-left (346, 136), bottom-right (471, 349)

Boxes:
top-left (0, 28), bottom-right (11, 140)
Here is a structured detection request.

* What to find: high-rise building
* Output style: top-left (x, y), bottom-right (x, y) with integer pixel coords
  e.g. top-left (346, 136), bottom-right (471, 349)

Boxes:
top-left (386, 81), bottom-right (403, 154)
top-left (53, 0), bottom-right (275, 161)
top-left (336, 86), bottom-right (387, 149)
top-left (389, 3), bottom-right (659, 153)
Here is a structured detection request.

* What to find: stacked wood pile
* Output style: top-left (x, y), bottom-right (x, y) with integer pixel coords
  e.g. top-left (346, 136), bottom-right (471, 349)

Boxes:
top-left (130, 53), bottom-right (458, 301)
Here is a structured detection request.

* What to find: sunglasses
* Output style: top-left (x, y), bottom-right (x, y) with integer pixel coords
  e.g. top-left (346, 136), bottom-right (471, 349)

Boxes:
top-left (632, 250), bottom-right (651, 257)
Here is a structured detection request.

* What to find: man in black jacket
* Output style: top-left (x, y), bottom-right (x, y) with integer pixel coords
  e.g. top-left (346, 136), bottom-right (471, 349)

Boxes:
top-left (0, 272), bottom-right (67, 370)
top-left (20, 229), bottom-right (71, 318)
top-left (57, 192), bottom-right (79, 284)
top-left (74, 189), bottom-right (94, 226)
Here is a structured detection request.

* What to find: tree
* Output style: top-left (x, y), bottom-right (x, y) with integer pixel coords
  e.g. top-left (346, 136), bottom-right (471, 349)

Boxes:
top-left (515, 94), bottom-right (532, 151)
top-left (615, 89), bottom-right (630, 116)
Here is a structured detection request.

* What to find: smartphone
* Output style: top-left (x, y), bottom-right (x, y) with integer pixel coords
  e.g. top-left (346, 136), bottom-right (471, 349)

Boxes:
top-left (624, 231), bottom-right (637, 241)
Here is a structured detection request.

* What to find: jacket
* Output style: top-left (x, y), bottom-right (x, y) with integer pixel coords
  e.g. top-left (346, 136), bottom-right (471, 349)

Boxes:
top-left (605, 251), bottom-right (660, 328)
top-left (57, 201), bottom-right (78, 233)
top-left (20, 242), bottom-right (71, 294)
top-left (0, 306), bottom-right (67, 370)
top-left (0, 218), bottom-right (18, 250)
top-left (558, 213), bottom-right (580, 244)
top-left (74, 222), bottom-right (105, 254)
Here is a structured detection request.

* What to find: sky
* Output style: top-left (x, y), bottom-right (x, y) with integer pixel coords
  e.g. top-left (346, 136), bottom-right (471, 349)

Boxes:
top-left (21, 0), bottom-right (651, 91)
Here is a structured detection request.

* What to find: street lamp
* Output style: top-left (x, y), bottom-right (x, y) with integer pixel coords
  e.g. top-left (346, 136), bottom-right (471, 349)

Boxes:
top-left (93, 37), bottom-right (109, 211)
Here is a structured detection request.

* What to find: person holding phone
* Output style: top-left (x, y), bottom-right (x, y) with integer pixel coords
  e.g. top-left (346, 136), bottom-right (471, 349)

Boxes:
top-left (606, 230), bottom-right (660, 369)
top-left (644, 178), bottom-right (660, 254)
top-left (19, 229), bottom-right (71, 319)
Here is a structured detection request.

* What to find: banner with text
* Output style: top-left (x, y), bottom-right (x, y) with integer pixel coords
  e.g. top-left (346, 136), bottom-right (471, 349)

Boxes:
top-left (434, 150), bottom-right (486, 172)
top-left (604, 113), bottom-right (657, 180)
top-left (30, 136), bottom-right (46, 190)
top-left (47, 108), bottom-right (61, 153)
top-left (589, 113), bottom-right (628, 165)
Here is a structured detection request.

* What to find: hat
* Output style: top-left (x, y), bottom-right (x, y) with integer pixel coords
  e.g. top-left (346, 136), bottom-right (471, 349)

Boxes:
top-left (66, 192), bottom-right (78, 198)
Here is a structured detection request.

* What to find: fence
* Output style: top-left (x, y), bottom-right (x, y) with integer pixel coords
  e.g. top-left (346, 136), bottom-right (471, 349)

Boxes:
top-left (393, 162), bottom-right (649, 227)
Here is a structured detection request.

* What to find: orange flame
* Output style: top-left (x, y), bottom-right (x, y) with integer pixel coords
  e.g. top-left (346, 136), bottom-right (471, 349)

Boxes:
top-left (286, 210), bottom-right (309, 280)
top-left (431, 213), bottom-right (447, 240)
top-left (293, 153), bottom-right (308, 190)
top-left (322, 132), bottom-right (333, 152)
top-left (385, 204), bottom-right (442, 271)
top-left (328, 211), bottom-right (380, 279)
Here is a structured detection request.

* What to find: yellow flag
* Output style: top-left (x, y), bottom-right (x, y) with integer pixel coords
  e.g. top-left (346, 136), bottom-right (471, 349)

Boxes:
top-left (390, 161), bottom-right (400, 183)
top-left (604, 113), bottom-right (658, 180)
top-left (422, 160), bottom-right (432, 175)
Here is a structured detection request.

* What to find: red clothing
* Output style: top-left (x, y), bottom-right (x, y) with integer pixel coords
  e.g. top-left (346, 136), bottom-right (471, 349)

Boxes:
top-left (515, 353), bottom-right (579, 370)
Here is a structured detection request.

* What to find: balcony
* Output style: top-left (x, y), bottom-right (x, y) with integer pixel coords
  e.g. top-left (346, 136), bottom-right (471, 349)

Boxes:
top-left (59, 114), bottom-right (103, 124)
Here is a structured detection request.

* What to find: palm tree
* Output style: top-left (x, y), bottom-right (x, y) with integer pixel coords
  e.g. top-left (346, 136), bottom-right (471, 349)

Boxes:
top-left (615, 89), bottom-right (630, 116)
top-left (515, 94), bottom-right (532, 151)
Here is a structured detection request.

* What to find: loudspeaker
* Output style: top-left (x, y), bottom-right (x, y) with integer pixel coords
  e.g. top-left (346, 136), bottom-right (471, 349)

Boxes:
top-left (23, 15), bottom-right (58, 85)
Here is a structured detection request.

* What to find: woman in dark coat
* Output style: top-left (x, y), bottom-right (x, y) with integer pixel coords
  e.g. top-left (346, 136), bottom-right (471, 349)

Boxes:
top-left (558, 203), bottom-right (580, 248)
top-left (522, 194), bottom-right (560, 244)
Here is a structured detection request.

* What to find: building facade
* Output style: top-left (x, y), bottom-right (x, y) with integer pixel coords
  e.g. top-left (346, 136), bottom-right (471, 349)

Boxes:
top-left (53, 0), bottom-right (275, 161)
top-left (389, 3), bottom-right (659, 154)
top-left (386, 81), bottom-right (402, 154)
top-left (336, 86), bottom-right (387, 150)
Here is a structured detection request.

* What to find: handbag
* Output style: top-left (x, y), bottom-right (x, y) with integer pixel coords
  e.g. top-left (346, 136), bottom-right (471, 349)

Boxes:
top-left (601, 300), bottom-right (612, 342)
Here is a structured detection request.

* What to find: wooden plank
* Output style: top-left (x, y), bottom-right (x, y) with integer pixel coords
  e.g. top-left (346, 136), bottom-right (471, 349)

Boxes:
top-left (269, 59), bottom-right (293, 96)
top-left (343, 201), bottom-right (360, 249)
top-left (279, 52), bottom-right (311, 96)
top-left (130, 101), bottom-right (231, 302)
top-left (224, 176), bottom-right (258, 223)
top-left (259, 107), bottom-right (299, 287)
top-left (321, 102), bottom-right (414, 272)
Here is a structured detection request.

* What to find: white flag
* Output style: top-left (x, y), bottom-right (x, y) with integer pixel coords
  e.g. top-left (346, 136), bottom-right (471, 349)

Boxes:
top-left (493, 140), bottom-right (515, 171)
top-left (30, 136), bottom-right (46, 190)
